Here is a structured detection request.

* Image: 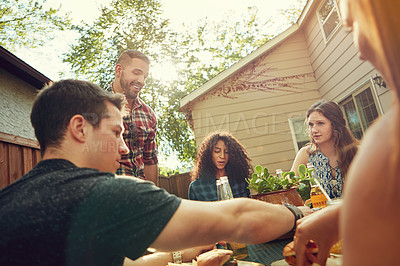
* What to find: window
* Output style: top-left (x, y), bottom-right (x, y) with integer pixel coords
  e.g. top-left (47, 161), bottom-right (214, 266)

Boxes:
top-left (340, 80), bottom-right (381, 140)
top-left (288, 116), bottom-right (309, 153)
top-left (317, 0), bottom-right (341, 42)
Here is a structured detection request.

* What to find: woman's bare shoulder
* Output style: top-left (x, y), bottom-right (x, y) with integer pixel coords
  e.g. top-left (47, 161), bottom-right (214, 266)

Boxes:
top-left (298, 146), bottom-right (311, 155)
top-left (290, 146), bottom-right (311, 173)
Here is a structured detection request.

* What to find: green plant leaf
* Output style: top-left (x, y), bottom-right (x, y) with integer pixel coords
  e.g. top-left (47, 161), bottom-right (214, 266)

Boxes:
top-left (281, 179), bottom-right (290, 188)
top-left (268, 176), bottom-right (276, 185)
top-left (298, 164), bottom-right (306, 178)
top-left (282, 171), bottom-right (291, 179)
top-left (297, 180), bottom-right (312, 201)
top-left (310, 178), bottom-right (317, 185)
top-left (288, 172), bottom-right (296, 179)
top-left (255, 179), bottom-right (263, 184)
top-left (251, 164), bottom-right (316, 194)
top-left (255, 165), bottom-right (263, 175)
top-left (298, 182), bottom-right (306, 190)
top-left (263, 167), bottom-right (269, 178)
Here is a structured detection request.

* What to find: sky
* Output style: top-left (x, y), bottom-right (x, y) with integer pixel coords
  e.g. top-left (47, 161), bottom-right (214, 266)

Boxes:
top-left (51, 0), bottom-right (300, 25)
top-left (15, 0), bottom-right (301, 81)
top-left (13, 0), bottom-right (302, 169)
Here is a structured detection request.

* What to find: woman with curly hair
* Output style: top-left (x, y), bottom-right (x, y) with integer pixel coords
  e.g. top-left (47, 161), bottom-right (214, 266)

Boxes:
top-left (290, 100), bottom-right (358, 199)
top-left (188, 131), bottom-right (252, 201)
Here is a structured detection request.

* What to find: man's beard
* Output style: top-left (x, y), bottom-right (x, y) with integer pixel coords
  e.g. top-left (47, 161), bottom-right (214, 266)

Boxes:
top-left (123, 85), bottom-right (139, 100)
top-left (120, 74), bottom-right (141, 100)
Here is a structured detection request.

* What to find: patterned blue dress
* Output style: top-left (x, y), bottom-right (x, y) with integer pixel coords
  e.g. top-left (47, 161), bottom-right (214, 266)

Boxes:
top-left (308, 150), bottom-right (343, 199)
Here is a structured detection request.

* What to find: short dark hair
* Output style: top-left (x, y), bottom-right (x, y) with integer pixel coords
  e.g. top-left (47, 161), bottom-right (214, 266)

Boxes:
top-left (116, 50), bottom-right (150, 65)
top-left (31, 79), bottom-right (126, 155)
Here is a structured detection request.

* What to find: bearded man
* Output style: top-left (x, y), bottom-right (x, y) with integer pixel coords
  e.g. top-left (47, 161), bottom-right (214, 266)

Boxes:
top-left (108, 50), bottom-right (158, 184)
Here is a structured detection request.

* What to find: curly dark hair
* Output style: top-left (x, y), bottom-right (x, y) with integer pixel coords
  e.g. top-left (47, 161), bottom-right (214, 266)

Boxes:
top-left (305, 99), bottom-right (359, 177)
top-left (191, 131), bottom-right (252, 182)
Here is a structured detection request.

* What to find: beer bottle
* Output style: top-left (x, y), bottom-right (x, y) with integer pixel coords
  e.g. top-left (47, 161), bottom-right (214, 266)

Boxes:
top-left (217, 176), bottom-right (248, 259)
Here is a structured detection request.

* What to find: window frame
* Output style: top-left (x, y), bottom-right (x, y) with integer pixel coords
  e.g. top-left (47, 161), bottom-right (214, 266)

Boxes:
top-left (316, 0), bottom-right (342, 43)
top-left (288, 115), bottom-right (309, 153)
top-left (338, 78), bottom-right (383, 138)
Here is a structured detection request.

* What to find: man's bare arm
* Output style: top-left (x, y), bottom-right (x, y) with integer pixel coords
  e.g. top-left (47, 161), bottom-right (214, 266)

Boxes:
top-left (144, 164), bottom-right (158, 185)
top-left (151, 198), bottom-right (302, 251)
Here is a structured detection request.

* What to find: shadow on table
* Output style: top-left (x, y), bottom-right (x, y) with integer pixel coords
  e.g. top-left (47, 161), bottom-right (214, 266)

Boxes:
top-left (247, 238), bottom-right (292, 266)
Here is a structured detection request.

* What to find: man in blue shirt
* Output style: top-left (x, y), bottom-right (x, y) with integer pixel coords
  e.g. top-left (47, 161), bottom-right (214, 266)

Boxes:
top-left (0, 79), bottom-right (311, 266)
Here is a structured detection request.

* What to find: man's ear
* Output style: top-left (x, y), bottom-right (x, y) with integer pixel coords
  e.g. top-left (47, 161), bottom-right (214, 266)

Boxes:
top-left (69, 114), bottom-right (88, 143)
top-left (115, 64), bottom-right (122, 78)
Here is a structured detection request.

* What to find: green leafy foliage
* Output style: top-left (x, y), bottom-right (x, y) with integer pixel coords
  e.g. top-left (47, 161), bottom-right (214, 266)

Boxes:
top-left (246, 164), bottom-right (315, 201)
top-left (289, 164), bottom-right (316, 201)
top-left (0, 0), bottom-right (71, 51)
top-left (1, 0), bottom-right (307, 172)
top-left (159, 166), bottom-right (181, 177)
top-left (279, 0), bottom-right (307, 25)
top-left (63, 0), bottom-right (174, 88)
top-left (62, 3), bottom-right (280, 166)
top-left (176, 7), bottom-right (275, 88)
top-left (62, 0), bottom-right (196, 164)
top-left (169, 9), bottom-right (277, 162)
top-left (3, 0), bottom-right (306, 169)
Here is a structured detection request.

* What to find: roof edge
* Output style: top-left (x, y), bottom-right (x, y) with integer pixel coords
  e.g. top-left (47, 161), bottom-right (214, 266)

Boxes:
top-left (180, 24), bottom-right (300, 108)
top-left (0, 45), bottom-right (51, 90)
top-left (180, 0), bottom-right (316, 109)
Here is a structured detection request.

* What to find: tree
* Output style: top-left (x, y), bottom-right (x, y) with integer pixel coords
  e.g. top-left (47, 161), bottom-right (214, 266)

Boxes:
top-left (161, 7), bottom-right (279, 163)
top-left (62, 0), bottom-right (307, 167)
top-left (2, 0), bottom-right (308, 168)
top-left (63, 0), bottom-right (177, 89)
top-left (0, 0), bottom-right (71, 51)
top-left (62, 0), bottom-right (193, 165)
top-left (279, 0), bottom-right (307, 25)
top-left (167, 2), bottom-right (307, 164)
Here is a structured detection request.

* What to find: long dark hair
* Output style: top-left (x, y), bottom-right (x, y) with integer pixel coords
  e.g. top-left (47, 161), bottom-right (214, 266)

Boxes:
top-left (191, 131), bottom-right (252, 182)
top-left (306, 100), bottom-right (358, 177)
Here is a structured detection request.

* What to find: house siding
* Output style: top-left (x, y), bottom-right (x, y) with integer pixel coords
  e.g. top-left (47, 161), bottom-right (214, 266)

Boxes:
top-left (0, 46), bottom-right (50, 188)
top-left (0, 68), bottom-right (38, 141)
top-left (303, 0), bottom-right (391, 112)
top-left (190, 30), bottom-right (320, 171)
top-left (182, 0), bottom-right (393, 173)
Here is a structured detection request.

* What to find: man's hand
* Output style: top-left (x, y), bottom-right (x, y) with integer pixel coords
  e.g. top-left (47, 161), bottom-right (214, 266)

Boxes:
top-left (294, 204), bottom-right (341, 266)
top-left (298, 206), bottom-right (314, 217)
top-left (181, 243), bottom-right (223, 262)
top-left (195, 249), bottom-right (233, 266)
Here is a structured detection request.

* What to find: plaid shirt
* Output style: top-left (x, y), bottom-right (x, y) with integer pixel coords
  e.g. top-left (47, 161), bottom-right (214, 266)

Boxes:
top-left (107, 84), bottom-right (158, 178)
top-left (188, 176), bottom-right (250, 201)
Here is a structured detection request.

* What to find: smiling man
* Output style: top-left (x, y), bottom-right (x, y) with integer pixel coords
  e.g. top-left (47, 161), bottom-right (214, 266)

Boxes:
top-left (108, 50), bottom-right (158, 184)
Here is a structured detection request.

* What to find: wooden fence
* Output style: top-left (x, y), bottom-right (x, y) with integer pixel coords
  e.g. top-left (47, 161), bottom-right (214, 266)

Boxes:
top-left (0, 131), bottom-right (192, 198)
top-left (158, 172), bottom-right (192, 199)
top-left (0, 132), bottom-right (41, 189)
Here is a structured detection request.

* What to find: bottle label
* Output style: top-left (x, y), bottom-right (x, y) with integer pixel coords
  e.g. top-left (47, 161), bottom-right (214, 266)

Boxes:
top-left (311, 194), bottom-right (328, 208)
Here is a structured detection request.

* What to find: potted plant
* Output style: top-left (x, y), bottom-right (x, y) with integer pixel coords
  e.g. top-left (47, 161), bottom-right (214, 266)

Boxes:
top-left (246, 164), bottom-right (315, 206)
